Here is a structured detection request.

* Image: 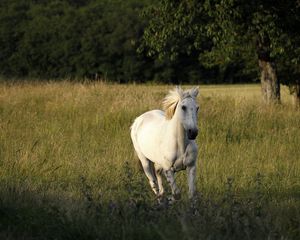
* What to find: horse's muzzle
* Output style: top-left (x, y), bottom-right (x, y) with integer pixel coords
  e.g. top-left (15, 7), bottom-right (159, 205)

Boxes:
top-left (187, 129), bottom-right (198, 140)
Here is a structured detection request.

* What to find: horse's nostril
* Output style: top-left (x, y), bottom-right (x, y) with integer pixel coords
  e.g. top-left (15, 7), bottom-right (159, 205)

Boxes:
top-left (187, 129), bottom-right (198, 140)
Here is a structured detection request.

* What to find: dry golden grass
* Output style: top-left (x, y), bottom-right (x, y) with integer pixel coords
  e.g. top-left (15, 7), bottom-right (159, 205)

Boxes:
top-left (0, 81), bottom-right (299, 239)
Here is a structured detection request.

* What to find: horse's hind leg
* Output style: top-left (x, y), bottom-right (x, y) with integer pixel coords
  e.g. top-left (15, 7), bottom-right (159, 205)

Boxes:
top-left (136, 153), bottom-right (159, 195)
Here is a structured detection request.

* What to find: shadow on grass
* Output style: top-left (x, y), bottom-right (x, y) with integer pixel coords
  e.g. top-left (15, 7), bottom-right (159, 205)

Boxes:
top-left (0, 176), bottom-right (299, 240)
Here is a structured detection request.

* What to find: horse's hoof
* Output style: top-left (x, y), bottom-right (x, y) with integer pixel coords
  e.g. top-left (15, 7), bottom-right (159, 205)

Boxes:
top-left (173, 189), bottom-right (181, 200)
top-left (157, 196), bottom-right (165, 204)
top-left (189, 191), bottom-right (201, 202)
top-left (173, 192), bottom-right (181, 200)
top-left (167, 196), bottom-right (176, 204)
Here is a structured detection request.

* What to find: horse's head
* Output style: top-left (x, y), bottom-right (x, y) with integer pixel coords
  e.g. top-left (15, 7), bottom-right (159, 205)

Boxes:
top-left (177, 87), bottom-right (199, 140)
top-left (163, 86), bottom-right (199, 140)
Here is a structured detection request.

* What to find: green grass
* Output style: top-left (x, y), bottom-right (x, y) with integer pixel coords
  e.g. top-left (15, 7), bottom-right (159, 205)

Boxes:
top-left (0, 82), bottom-right (299, 239)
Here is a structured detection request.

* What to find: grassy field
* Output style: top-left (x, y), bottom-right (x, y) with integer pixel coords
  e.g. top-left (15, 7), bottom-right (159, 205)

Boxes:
top-left (0, 81), bottom-right (299, 239)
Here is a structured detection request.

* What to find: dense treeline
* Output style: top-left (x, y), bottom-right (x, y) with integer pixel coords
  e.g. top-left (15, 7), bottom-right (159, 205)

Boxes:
top-left (0, 0), bottom-right (256, 84)
top-left (1, 0), bottom-right (299, 101)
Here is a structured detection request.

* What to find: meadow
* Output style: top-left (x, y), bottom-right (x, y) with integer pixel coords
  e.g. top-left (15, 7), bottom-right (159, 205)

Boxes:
top-left (0, 81), bottom-right (299, 239)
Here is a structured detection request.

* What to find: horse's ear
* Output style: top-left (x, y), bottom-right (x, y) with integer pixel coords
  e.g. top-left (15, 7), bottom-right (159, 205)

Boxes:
top-left (190, 86), bottom-right (199, 98)
top-left (176, 85), bottom-right (184, 98)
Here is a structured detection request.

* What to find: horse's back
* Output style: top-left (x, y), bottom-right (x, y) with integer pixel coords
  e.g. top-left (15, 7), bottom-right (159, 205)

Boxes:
top-left (131, 110), bottom-right (165, 162)
top-left (131, 110), bottom-right (165, 137)
top-left (139, 109), bottom-right (164, 124)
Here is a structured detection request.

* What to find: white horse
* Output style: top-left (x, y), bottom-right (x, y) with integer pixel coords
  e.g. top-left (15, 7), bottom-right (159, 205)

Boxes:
top-left (130, 86), bottom-right (199, 201)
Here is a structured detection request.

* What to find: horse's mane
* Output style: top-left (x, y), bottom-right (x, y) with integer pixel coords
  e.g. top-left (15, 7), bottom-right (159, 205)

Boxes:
top-left (162, 86), bottom-right (198, 120)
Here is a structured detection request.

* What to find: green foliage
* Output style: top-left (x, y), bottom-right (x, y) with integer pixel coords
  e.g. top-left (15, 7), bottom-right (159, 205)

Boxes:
top-left (0, 0), bottom-right (162, 82)
top-left (0, 0), bottom-right (258, 84)
top-left (1, 0), bottom-right (299, 85)
top-left (0, 0), bottom-right (30, 75)
top-left (275, 2), bottom-right (300, 87)
top-left (142, 0), bottom-right (300, 87)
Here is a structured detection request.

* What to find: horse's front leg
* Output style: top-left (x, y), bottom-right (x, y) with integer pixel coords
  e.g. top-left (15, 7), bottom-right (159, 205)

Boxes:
top-left (184, 142), bottom-right (198, 199)
top-left (187, 165), bottom-right (196, 199)
top-left (164, 169), bottom-right (181, 200)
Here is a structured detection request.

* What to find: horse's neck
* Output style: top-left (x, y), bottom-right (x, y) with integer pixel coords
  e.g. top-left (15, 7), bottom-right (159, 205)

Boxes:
top-left (170, 114), bottom-right (187, 155)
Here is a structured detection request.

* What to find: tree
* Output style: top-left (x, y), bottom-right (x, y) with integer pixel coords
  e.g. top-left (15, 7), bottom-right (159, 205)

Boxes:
top-left (0, 0), bottom-right (30, 76)
top-left (15, 1), bottom-right (74, 78)
top-left (0, 0), bottom-right (160, 82)
top-left (141, 0), bottom-right (299, 104)
top-left (204, 0), bottom-right (283, 104)
top-left (141, 1), bottom-right (207, 64)
top-left (276, 1), bottom-right (300, 108)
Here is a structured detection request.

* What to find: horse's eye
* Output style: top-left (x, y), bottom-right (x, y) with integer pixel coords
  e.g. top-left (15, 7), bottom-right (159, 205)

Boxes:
top-left (182, 105), bottom-right (186, 111)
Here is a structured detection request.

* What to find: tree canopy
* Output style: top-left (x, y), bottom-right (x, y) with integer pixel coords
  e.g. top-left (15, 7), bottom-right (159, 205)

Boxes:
top-left (142, 0), bottom-right (300, 103)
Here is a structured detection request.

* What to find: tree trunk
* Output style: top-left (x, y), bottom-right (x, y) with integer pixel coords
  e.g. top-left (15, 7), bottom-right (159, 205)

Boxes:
top-left (289, 82), bottom-right (300, 109)
top-left (258, 59), bottom-right (280, 104)
top-left (256, 34), bottom-right (280, 104)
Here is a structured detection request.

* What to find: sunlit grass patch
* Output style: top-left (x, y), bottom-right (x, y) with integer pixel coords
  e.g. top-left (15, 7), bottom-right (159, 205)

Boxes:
top-left (0, 82), bottom-right (299, 239)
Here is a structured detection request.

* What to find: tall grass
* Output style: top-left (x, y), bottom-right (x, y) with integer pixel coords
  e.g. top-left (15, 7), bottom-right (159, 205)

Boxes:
top-left (0, 82), bottom-right (299, 239)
